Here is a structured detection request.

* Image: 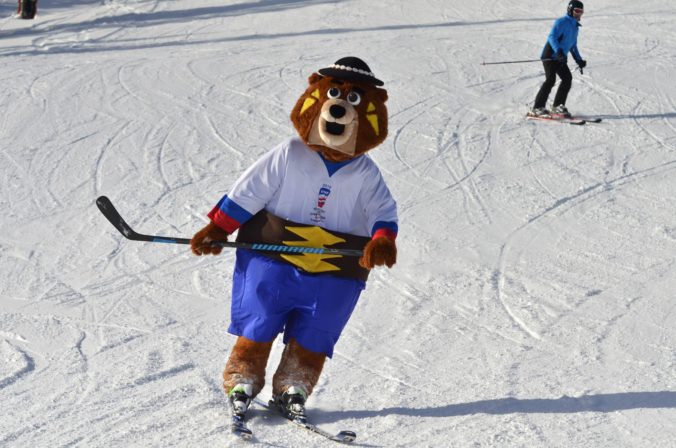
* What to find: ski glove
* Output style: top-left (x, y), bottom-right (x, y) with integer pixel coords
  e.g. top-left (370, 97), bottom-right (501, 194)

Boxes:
top-left (554, 51), bottom-right (566, 62)
top-left (359, 237), bottom-right (397, 269)
top-left (190, 221), bottom-right (229, 256)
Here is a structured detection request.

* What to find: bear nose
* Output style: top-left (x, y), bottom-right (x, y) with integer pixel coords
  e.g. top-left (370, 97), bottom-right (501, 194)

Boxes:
top-left (330, 104), bottom-right (346, 119)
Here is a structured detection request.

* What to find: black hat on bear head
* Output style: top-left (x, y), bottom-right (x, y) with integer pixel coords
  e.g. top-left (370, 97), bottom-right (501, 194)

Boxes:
top-left (318, 57), bottom-right (384, 87)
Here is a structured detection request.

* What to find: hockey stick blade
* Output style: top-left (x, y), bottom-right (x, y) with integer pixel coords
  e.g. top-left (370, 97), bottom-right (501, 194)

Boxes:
top-left (96, 196), bottom-right (189, 244)
top-left (97, 196), bottom-right (149, 242)
top-left (95, 196), bottom-right (363, 256)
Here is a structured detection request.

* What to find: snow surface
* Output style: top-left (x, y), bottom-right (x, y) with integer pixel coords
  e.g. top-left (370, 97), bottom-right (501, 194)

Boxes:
top-left (1, 0), bottom-right (675, 446)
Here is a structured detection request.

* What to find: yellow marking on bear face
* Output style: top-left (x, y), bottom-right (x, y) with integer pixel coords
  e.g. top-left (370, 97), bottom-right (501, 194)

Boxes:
top-left (300, 98), bottom-right (317, 115)
top-left (366, 113), bottom-right (379, 136)
top-left (300, 90), bottom-right (321, 115)
top-left (367, 102), bottom-right (376, 112)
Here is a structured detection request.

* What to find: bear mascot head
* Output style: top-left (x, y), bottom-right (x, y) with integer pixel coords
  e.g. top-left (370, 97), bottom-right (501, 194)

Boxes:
top-left (290, 56), bottom-right (388, 162)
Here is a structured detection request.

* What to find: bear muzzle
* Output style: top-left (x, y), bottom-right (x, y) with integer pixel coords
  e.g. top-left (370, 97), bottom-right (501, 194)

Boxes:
top-left (316, 99), bottom-right (358, 147)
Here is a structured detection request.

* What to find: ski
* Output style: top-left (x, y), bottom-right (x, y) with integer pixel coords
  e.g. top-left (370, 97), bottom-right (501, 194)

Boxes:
top-left (254, 398), bottom-right (357, 444)
top-left (550, 113), bottom-right (603, 124)
top-left (569, 116), bottom-right (602, 123)
top-left (230, 413), bottom-right (253, 441)
top-left (527, 113), bottom-right (603, 126)
top-left (526, 113), bottom-right (586, 125)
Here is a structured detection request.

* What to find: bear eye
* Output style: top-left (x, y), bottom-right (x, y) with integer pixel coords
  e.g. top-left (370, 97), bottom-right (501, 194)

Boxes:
top-left (327, 87), bottom-right (341, 99)
top-left (347, 91), bottom-right (361, 106)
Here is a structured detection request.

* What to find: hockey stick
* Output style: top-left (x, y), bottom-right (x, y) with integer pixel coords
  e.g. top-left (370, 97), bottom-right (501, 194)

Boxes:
top-left (95, 196), bottom-right (364, 257)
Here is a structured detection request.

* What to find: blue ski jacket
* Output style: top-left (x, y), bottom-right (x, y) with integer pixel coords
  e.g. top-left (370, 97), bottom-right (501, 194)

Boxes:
top-left (541, 15), bottom-right (583, 62)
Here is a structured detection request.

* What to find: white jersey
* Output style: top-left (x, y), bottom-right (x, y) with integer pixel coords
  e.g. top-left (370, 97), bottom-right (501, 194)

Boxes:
top-left (225, 137), bottom-right (397, 237)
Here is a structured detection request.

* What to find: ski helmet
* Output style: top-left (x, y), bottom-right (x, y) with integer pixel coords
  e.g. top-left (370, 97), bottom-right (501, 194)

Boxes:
top-left (567, 0), bottom-right (584, 16)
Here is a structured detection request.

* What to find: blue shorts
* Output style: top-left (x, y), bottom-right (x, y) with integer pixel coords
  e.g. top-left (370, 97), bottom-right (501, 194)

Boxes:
top-left (228, 250), bottom-right (365, 357)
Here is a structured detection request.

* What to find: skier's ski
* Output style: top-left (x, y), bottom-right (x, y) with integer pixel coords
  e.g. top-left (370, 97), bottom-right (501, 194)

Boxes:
top-left (230, 412), bottom-right (253, 441)
top-left (570, 116), bottom-right (603, 123)
top-left (549, 113), bottom-right (603, 124)
top-left (254, 398), bottom-right (356, 444)
top-left (526, 113), bottom-right (586, 125)
top-left (527, 113), bottom-right (603, 125)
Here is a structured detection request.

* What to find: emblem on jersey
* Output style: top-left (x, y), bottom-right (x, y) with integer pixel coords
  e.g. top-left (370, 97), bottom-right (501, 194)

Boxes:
top-left (317, 184), bottom-right (331, 208)
top-left (311, 184), bottom-right (332, 224)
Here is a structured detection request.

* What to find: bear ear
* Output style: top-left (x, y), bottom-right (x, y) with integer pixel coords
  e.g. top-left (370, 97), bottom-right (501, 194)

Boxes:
top-left (308, 73), bottom-right (323, 85)
top-left (375, 87), bottom-right (388, 103)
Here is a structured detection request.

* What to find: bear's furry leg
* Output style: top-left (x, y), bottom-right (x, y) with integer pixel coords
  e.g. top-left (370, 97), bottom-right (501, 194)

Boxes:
top-left (272, 338), bottom-right (326, 397)
top-left (223, 336), bottom-right (273, 397)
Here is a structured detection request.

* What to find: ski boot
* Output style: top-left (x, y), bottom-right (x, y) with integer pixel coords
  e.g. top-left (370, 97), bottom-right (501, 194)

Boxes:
top-left (272, 385), bottom-right (308, 423)
top-left (528, 106), bottom-right (550, 118)
top-left (228, 384), bottom-right (253, 439)
top-left (551, 104), bottom-right (572, 118)
top-left (229, 383), bottom-right (253, 415)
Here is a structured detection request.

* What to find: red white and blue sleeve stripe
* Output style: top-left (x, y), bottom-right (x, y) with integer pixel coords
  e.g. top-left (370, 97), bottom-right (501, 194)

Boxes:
top-left (207, 195), bottom-right (253, 234)
top-left (372, 221), bottom-right (398, 241)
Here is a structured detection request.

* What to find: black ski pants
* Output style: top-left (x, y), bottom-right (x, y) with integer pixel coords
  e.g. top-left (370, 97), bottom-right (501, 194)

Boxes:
top-left (19, 0), bottom-right (38, 19)
top-left (533, 60), bottom-right (572, 109)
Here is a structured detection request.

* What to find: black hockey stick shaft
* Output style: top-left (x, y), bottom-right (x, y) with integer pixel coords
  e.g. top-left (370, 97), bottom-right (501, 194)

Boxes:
top-left (481, 58), bottom-right (554, 65)
top-left (95, 196), bottom-right (364, 257)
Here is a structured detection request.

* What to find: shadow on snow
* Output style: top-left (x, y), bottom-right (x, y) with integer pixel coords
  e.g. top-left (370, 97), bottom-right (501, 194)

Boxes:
top-left (2, 0), bottom-right (341, 42)
top-left (317, 391), bottom-right (676, 422)
top-left (584, 113), bottom-right (676, 121)
top-left (0, 1), bottom-right (554, 57)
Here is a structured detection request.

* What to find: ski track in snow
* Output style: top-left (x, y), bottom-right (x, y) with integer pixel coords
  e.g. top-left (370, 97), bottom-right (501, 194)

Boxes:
top-left (1, 0), bottom-right (676, 447)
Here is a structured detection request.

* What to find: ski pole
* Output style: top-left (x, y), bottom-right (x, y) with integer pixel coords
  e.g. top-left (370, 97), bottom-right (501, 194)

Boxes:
top-left (481, 58), bottom-right (553, 65)
top-left (95, 196), bottom-right (364, 257)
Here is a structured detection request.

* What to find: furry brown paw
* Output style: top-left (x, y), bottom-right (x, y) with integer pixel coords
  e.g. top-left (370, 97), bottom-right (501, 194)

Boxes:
top-left (359, 236), bottom-right (397, 269)
top-left (190, 221), bottom-right (229, 255)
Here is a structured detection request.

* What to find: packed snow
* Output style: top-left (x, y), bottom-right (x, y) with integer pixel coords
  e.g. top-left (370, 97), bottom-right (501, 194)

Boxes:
top-left (1, 0), bottom-right (675, 446)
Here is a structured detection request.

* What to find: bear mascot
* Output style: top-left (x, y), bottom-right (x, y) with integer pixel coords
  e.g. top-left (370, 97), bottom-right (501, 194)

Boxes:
top-left (190, 57), bottom-right (398, 424)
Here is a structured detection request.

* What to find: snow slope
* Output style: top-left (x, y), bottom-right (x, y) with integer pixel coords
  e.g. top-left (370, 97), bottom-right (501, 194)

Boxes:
top-left (1, 0), bottom-right (675, 446)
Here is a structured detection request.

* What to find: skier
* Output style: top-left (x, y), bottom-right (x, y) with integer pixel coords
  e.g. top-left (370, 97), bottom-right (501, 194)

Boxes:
top-left (530, 0), bottom-right (587, 118)
top-left (18, 0), bottom-right (38, 19)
